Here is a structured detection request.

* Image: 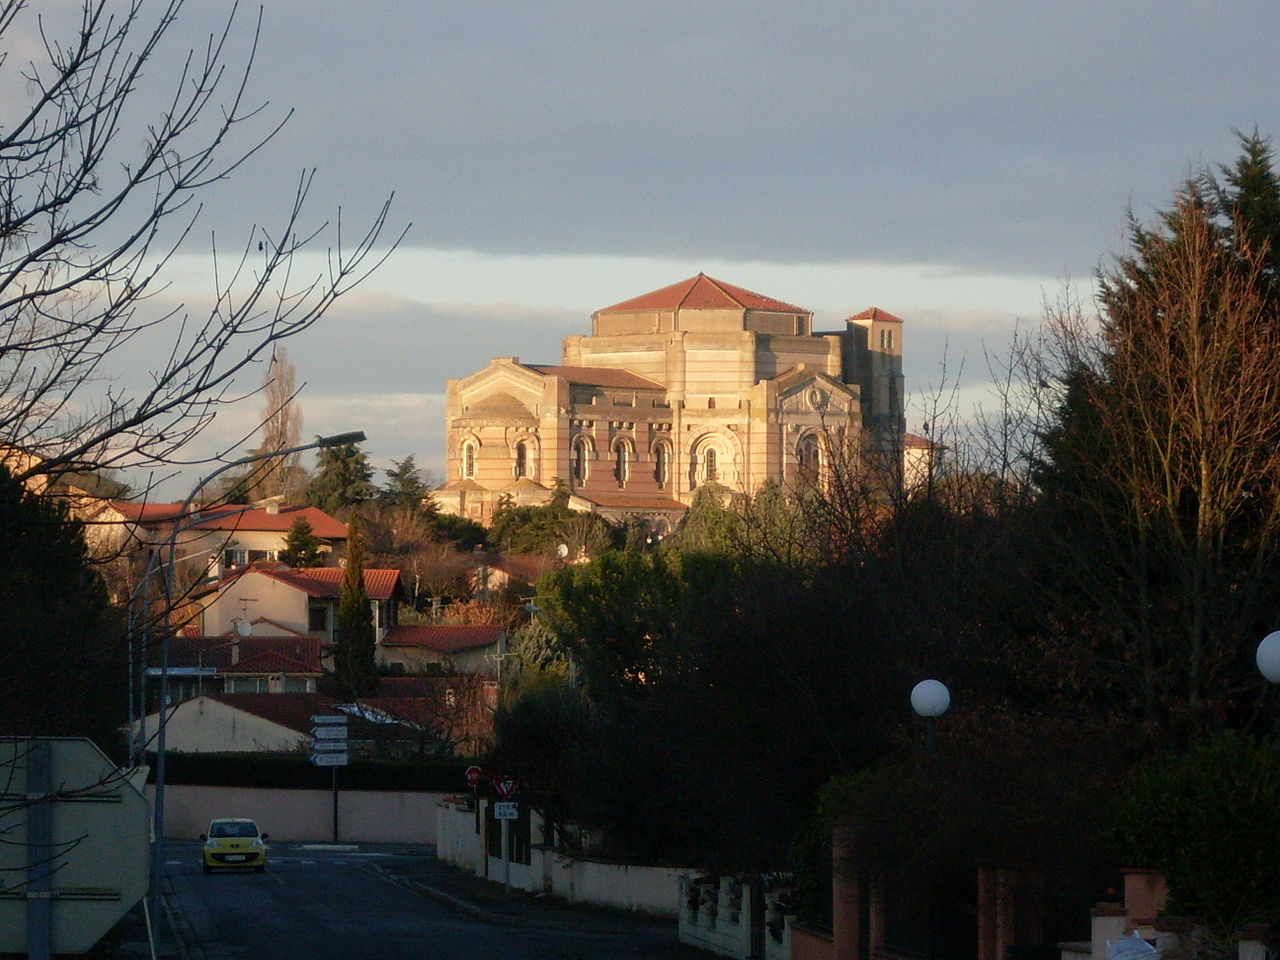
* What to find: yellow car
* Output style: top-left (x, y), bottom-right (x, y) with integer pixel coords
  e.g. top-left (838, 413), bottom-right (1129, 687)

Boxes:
top-left (200, 818), bottom-right (268, 873)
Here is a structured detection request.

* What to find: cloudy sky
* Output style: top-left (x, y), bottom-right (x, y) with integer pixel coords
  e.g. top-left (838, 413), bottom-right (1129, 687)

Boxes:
top-left (25, 1), bottom-right (1280, 496)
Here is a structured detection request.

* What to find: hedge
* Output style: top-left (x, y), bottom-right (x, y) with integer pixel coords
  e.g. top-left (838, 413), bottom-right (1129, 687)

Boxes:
top-left (149, 752), bottom-right (472, 793)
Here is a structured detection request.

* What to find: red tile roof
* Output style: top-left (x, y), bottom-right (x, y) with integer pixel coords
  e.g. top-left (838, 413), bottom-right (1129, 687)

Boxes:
top-left (169, 636), bottom-right (323, 673)
top-left (205, 693), bottom-right (346, 735)
top-left (240, 564), bottom-right (404, 601)
top-left (572, 491), bottom-right (689, 512)
top-left (846, 306), bottom-right (905, 325)
top-left (111, 502), bottom-right (348, 539)
top-left (382, 624), bottom-right (503, 653)
top-left (524, 365), bottom-right (663, 390)
top-left (597, 274), bottom-right (809, 315)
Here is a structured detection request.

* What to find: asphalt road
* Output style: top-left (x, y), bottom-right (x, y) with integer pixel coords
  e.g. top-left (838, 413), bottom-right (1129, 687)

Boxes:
top-left (165, 842), bottom-right (705, 960)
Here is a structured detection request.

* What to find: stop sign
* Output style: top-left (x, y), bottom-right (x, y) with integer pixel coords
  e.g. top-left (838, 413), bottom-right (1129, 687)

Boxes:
top-left (0, 738), bottom-right (150, 954)
top-left (465, 765), bottom-right (484, 787)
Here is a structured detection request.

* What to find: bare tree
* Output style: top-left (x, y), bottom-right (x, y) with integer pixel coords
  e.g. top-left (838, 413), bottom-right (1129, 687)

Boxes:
top-left (245, 347), bottom-right (304, 501)
top-left (1038, 198), bottom-right (1280, 737)
top-left (0, 0), bottom-right (401, 496)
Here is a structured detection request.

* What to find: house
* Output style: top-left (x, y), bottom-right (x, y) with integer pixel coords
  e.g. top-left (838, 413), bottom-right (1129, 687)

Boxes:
top-left (111, 498), bottom-right (348, 580)
top-left (468, 551), bottom-right (562, 598)
top-left (197, 562), bottom-right (405, 644)
top-left (141, 693), bottom-right (420, 755)
top-left (435, 274), bottom-right (907, 526)
top-left (378, 624), bottom-right (505, 675)
top-left (161, 633), bottom-right (325, 703)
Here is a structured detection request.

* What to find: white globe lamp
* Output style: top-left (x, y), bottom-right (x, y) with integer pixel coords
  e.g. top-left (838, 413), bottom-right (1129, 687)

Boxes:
top-left (911, 679), bottom-right (950, 755)
top-left (911, 679), bottom-right (951, 718)
top-left (1258, 631), bottom-right (1280, 684)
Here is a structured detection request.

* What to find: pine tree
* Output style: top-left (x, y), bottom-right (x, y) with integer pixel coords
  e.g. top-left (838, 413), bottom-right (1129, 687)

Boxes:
top-left (304, 442), bottom-right (375, 515)
top-left (333, 519), bottom-right (377, 699)
top-left (381, 456), bottom-right (432, 513)
top-left (279, 516), bottom-right (324, 568)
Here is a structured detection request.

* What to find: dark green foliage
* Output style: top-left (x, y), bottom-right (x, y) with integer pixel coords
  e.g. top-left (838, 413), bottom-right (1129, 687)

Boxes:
top-left (279, 516), bottom-right (324, 567)
top-left (333, 520), bottom-right (377, 699)
top-left (1114, 733), bottom-right (1280, 935)
top-left (487, 490), bottom-right (619, 556)
top-left (155, 751), bottom-right (470, 791)
top-left (1216, 128), bottom-right (1280, 282)
top-left (381, 456), bottom-right (434, 514)
top-left (305, 441), bottom-right (375, 514)
top-left (431, 512), bottom-right (486, 550)
top-left (0, 468), bottom-right (121, 747)
top-left (498, 543), bottom-right (896, 870)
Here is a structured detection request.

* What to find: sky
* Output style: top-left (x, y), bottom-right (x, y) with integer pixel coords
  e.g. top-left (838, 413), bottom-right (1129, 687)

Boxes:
top-left (15, 1), bottom-right (1280, 497)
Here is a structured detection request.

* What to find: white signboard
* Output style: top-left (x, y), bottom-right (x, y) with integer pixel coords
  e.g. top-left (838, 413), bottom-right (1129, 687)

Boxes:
top-left (493, 801), bottom-right (519, 820)
top-left (311, 751), bottom-right (349, 767)
top-left (311, 726), bottom-right (349, 741)
top-left (310, 714), bottom-right (349, 726)
top-left (310, 740), bottom-right (348, 753)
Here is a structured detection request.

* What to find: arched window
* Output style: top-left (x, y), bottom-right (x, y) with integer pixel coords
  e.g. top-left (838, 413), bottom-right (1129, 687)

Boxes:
top-left (614, 441), bottom-right (630, 487)
top-left (704, 448), bottom-right (718, 482)
top-left (797, 434), bottom-right (820, 488)
top-left (514, 441), bottom-right (528, 478)
top-left (572, 437), bottom-right (590, 484)
top-left (654, 442), bottom-right (671, 488)
top-left (462, 442), bottom-right (476, 479)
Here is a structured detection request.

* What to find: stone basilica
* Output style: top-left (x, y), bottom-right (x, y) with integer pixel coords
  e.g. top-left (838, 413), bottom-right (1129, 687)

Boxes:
top-left (435, 274), bottom-right (907, 531)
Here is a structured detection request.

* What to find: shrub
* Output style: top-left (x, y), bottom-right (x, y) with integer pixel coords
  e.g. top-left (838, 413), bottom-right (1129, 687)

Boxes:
top-left (1114, 732), bottom-right (1280, 935)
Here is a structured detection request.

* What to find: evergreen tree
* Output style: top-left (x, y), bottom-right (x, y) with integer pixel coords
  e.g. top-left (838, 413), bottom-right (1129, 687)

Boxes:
top-left (1035, 144), bottom-right (1280, 741)
top-left (279, 516), bottom-right (324, 568)
top-left (304, 442), bottom-right (375, 515)
top-left (0, 468), bottom-right (120, 744)
top-left (1215, 128), bottom-right (1280, 282)
top-left (381, 456), bottom-right (432, 513)
top-left (333, 519), bottom-right (377, 699)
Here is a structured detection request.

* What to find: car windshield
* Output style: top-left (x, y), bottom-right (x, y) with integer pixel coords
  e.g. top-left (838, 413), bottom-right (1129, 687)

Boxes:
top-left (210, 821), bottom-right (258, 838)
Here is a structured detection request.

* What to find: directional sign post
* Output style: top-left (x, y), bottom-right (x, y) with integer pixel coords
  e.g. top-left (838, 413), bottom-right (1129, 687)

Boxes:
top-left (489, 775), bottom-right (518, 889)
top-left (310, 716), bottom-right (348, 840)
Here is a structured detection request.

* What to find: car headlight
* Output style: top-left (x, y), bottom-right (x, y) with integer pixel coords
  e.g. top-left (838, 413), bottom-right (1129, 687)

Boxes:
top-left (205, 839), bottom-right (218, 848)
top-left (251, 838), bottom-right (265, 849)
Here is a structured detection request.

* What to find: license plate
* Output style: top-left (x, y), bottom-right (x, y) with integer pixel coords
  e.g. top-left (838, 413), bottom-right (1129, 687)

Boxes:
top-left (224, 854), bottom-right (247, 862)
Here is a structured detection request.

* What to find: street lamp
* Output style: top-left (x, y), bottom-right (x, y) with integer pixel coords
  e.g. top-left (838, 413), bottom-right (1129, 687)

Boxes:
top-left (911, 679), bottom-right (950, 755)
top-left (1257, 631), bottom-right (1280, 684)
top-left (147, 430), bottom-right (364, 903)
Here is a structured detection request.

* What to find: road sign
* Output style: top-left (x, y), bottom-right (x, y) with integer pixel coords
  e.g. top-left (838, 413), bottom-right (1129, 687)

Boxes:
top-left (493, 801), bottom-right (519, 820)
top-left (493, 775), bottom-right (517, 799)
top-left (0, 738), bottom-right (150, 955)
top-left (311, 725), bottom-right (349, 741)
top-left (310, 714), bottom-right (349, 726)
top-left (310, 740), bottom-right (349, 753)
top-left (465, 765), bottom-right (484, 787)
top-left (311, 751), bottom-right (349, 767)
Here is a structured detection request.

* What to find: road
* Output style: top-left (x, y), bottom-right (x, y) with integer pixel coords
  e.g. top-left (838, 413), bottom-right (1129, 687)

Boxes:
top-left (166, 842), bottom-right (704, 960)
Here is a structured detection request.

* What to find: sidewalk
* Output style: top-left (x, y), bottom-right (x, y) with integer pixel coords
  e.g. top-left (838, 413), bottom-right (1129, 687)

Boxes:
top-left (367, 846), bottom-right (681, 936)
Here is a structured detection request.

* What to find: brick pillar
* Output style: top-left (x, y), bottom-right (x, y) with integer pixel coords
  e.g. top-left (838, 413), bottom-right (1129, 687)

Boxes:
top-left (1121, 868), bottom-right (1168, 928)
top-left (832, 829), bottom-right (861, 960)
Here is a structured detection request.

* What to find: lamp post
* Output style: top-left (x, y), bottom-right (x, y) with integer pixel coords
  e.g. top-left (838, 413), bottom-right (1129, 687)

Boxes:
top-left (147, 430), bottom-right (364, 903)
top-left (910, 679), bottom-right (951, 755)
top-left (1257, 631), bottom-right (1280, 686)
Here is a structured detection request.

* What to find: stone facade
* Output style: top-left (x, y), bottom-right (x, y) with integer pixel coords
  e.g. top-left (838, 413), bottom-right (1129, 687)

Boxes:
top-left (436, 274), bottom-right (905, 528)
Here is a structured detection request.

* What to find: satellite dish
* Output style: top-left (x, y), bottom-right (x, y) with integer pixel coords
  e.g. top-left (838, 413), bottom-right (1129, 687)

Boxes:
top-left (235, 618), bottom-right (252, 638)
top-left (556, 543), bottom-right (569, 560)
